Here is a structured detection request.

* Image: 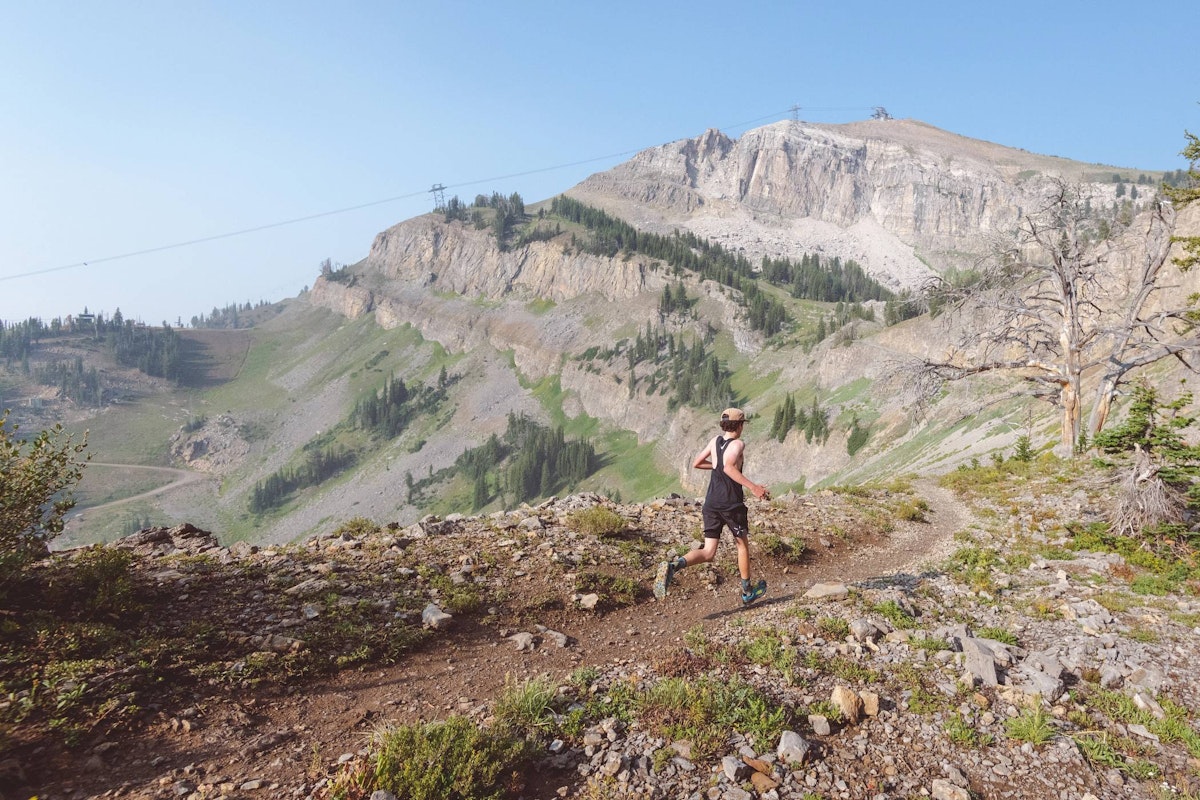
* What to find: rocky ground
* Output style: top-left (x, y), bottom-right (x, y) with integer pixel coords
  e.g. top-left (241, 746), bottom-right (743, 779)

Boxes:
top-left (4, 468), bottom-right (1200, 800)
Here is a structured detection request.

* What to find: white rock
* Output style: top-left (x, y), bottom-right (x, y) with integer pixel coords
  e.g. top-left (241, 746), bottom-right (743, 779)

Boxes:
top-left (422, 603), bottom-right (452, 630)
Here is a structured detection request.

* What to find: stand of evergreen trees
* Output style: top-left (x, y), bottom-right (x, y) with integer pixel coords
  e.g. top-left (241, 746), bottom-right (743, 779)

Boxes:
top-left (548, 196), bottom-right (895, 337)
top-left (759, 254), bottom-right (892, 303)
top-left (441, 192), bottom-right (528, 251)
top-left (248, 446), bottom-right (357, 514)
top-left (883, 290), bottom-right (924, 326)
top-left (452, 413), bottom-right (596, 510)
top-left (190, 300), bottom-right (271, 329)
top-left (846, 416), bottom-right (870, 456)
top-left (34, 357), bottom-right (102, 406)
top-left (1, 318), bottom-right (50, 364)
top-left (768, 393), bottom-right (830, 444)
top-left (248, 370), bottom-right (451, 515)
top-left (106, 317), bottom-right (182, 380)
top-left (618, 324), bottom-right (736, 413)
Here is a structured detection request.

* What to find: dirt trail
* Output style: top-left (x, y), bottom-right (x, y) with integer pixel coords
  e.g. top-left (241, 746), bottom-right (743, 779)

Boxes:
top-left (83, 463), bottom-right (210, 510)
top-left (32, 482), bottom-right (975, 799)
top-left (61, 463), bottom-right (211, 540)
top-left (227, 480), bottom-right (973, 780)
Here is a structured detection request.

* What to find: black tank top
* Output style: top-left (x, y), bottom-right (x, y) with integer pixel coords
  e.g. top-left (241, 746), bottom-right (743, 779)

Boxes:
top-left (705, 436), bottom-right (744, 510)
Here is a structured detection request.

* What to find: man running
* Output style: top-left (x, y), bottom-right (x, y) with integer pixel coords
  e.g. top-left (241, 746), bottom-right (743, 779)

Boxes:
top-left (655, 408), bottom-right (771, 605)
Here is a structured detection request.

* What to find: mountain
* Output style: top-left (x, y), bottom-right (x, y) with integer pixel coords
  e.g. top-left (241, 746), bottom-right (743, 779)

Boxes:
top-left (18, 118), bottom-right (1190, 547)
top-left (567, 119), bottom-right (1156, 290)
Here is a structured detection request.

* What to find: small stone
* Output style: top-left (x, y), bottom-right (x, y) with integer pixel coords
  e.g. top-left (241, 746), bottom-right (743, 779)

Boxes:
top-left (931, 778), bottom-right (971, 800)
top-left (750, 771), bottom-right (779, 792)
top-left (722, 755), bottom-right (748, 781)
top-left (777, 730), bottom-right (810, 766)
top-left (507, 632), bottom-right (536, 651)
top-left (804, 582), bottom-right (849, 600)
top-left (832, 685), bottom-right (863, 724)
top-left (422, 603), bottom-right (452, 630)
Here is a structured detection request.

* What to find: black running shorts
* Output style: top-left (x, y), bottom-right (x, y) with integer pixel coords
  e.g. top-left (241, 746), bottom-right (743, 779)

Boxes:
top-left (702, 504), bottom-right (749, 539)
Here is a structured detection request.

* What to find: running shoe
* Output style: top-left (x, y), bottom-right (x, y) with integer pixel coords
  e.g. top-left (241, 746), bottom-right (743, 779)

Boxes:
top-left (741, 579), bottom-right (767, 606)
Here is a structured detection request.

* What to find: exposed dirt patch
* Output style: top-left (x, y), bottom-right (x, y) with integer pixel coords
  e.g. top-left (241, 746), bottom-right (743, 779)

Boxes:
top-left (177, 330), bottom-right (253, 388)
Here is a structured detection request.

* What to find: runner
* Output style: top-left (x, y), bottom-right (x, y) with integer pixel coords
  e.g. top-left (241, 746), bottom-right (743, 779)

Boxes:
top-left (655, 408), bottom-right (771, 605)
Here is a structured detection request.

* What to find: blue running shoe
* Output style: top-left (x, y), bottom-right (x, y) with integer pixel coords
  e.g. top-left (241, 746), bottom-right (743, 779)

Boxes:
top-left (741, 579), bottom-right (767, 606)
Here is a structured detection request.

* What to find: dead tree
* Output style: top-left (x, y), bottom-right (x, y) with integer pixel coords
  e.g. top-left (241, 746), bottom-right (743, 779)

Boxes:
top-left (916, 181), bottom-right (1200, 450)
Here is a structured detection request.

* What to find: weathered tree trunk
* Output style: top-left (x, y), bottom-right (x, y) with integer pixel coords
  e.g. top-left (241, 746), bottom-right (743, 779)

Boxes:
top-left (1061, 379), bottom-right (1081, 450)
top-left (1088, 377), bottom-right (1118, 438)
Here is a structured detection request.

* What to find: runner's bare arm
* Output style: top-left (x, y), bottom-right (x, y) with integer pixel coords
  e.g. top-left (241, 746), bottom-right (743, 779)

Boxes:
top-left (720, 440), bottom-right (770, 499)
top-left (692, 437), bottom-right (717, 470)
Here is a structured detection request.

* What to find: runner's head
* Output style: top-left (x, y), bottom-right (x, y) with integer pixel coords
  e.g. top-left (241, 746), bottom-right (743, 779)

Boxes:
top-left (719, 408), bottom-right (747, 433)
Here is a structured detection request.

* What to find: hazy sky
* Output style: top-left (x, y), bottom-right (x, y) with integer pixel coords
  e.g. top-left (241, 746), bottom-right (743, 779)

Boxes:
top-left (2, 1), bottom-right (1196, 325)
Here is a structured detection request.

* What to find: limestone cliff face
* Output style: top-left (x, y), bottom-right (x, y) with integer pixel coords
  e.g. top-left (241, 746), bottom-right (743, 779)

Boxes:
top-left (568, 119), bottom-right (1151, 290)
top-left (364, 215), bottom-right (653, 303)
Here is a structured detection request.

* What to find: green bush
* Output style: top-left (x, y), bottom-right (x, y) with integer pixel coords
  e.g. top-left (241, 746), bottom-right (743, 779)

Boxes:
top-left (337, 716), bottom-right (533, 800)
top-left (975, 626), bottom-right (1018, 646)
top-left (1012, 434), bottom-right (1035, 462)
top-left (575, 570), bottom-right (642, 610)
top-left (492, 675), bottom-right (559, 737)
top-left (0, 412), bottom-right (88, 563)
top-left (48, 547), bottom-right (139, 619)
top-left (759, 534), bottom-right (808, 563)
top-left (871, 599), bottom-right (918, 629)
top-left (638, 676), bottom-right (788, 760)
top-left (816, 616), bottom-right (850, 640)
top-left (1004, 705), bottom-right (1055, 746)
top-left (330, 516), bottom-right (379, 538)
top-left (566, 506), bottom-right (627, 537)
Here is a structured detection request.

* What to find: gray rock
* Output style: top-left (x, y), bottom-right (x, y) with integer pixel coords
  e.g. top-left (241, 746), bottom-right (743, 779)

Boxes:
top-left (804, 582), bottom-right (849, 600)
top-left (1098, 664), bottom-right (1124, 688)
top-left (777, 730), bottom-right (810, 766)
top-left (850, 618), bottom-right (880, 642)
top-left (931, 779), bottom-right (971, 800)
top-left (285, 577), bottom-right (331, 597)
top-left (959, 637), bottom-right (999, 687)
top-left (1127, 664), bottom-right (1166, 694)
top-left (1014, 666), bottom-right (1064, 702)
top-left (722, 755), bottom-right (749, 781)
top-left (943, 764), bottom-right (969, 787)
top-left (1133, 691), bottom-right (1166, 719)
top-left (508, 632), bottom-right (536, 651)
top-left (422, 603), bottom-right (452, 629)
top-left (535, 624), bottom-right (571, 648)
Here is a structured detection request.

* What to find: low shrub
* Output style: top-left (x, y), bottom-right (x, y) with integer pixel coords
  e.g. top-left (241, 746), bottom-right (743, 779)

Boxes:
top-left (759, 534), bottom-right (808, 563)
top-left (493, 675), bottom-right (559, 737)
top-left (1004, 705), bottom-right (1055, 746)
top-left (332, 716), bottom-right (533, 800)
top-left (566, 506), bottom-right (627, 537)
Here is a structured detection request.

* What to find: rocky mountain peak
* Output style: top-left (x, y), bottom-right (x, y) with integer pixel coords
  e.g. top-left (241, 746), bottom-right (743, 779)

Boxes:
top-left (567, 119), bottom-right (1156, 291)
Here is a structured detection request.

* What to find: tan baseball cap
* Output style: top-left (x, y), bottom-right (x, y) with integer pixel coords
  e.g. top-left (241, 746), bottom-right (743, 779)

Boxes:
top-left (720, 408), bottom-right (747, 423)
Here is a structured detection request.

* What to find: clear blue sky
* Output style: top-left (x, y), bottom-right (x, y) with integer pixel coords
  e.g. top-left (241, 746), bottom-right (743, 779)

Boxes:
top-left (2, 1), bottom-right (1196, 326)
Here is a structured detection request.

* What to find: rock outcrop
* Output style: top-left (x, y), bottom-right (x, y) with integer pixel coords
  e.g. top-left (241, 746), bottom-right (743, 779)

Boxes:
top-left (568, 119), bottom-right (1156, 289)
